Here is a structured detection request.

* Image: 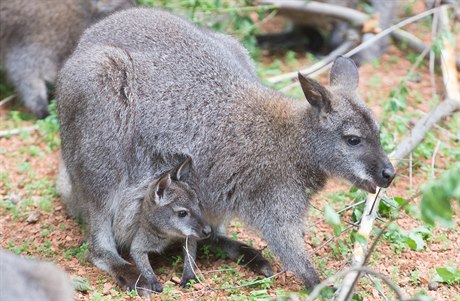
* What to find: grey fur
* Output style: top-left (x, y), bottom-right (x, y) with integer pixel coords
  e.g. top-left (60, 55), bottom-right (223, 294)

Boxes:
top-left (57, 8), bottom-right (395, 291)
top-left (0, 0), bottom-right (135, 118)
top-left (129, 159), bottom-right (211, 293)
top-left (0, 249), bottom-right (74, 301)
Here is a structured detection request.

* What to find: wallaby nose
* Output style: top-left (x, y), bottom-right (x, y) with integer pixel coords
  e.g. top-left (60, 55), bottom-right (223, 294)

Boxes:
top-left (381, 167), bottom-right (396, 185)
top-left (202, 225), bottom-right (212, 237)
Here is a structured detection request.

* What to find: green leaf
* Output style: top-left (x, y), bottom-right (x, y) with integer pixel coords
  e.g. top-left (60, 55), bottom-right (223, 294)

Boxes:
top-left (72, 276), bottom-right (91, 292)
top-left (405, 232), bottom-right (425, 251)
top-left (324, 205), bottom-right (340, 226)
top-left (435, 267), bottom-right (460, 284)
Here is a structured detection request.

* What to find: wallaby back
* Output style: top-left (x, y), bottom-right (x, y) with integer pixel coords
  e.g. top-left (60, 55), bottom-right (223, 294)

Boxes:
top-left (57, 8), bottom-right (394, 291)
top-left (0, 0), bottom-right (135, 118)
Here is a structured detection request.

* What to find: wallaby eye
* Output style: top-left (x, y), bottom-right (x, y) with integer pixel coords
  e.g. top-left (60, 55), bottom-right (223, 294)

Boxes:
top-left (347, 136), bottom-right (361, 146)
top-left (177, 210), bottom-right (188, 218)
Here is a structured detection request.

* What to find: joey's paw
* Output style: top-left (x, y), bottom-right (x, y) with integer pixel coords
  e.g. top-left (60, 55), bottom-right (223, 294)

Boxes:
top-left (113, 265), bottom-right (163, 296)
top-left (239, 246), bottom-right (272, 277)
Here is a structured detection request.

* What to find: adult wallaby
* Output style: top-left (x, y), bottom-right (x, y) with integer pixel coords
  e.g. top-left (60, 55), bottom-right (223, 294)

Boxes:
top-left (58, 156), bottom-right (211, 294)
top-left (0, 249), bottom-right (74, 301)
top-left (0, 0), bottom-right (135, 118)
top-left (57, 8), bottom-right (395, 292)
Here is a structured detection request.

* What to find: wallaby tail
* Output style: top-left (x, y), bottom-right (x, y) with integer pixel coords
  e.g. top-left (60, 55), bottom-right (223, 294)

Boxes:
top-left (56, 155), bottom-right (84, 218)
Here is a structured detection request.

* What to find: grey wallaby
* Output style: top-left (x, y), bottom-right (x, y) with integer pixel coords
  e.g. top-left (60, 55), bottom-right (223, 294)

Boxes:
top-left (130, 158), bottom-right (212, 293)
top-left (58, 156), bottom-right (211, 294)
top-left (57, 8), bottom-right (395, 292)
top-left (0, 0), bottom-right (135, 118)
top-left (0, 249), bottom-right (74, 301)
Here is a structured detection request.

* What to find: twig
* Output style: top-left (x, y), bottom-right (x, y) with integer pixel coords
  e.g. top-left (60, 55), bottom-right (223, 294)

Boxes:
top-left (409, 152), bottom-right (413, 193)
top-left (0, 94), bottom-right (15, 107)
top-left (431, 140), bottom-right (441, 178)
top-left (0, 125), bottom-right (38, 137)
top-left (306, 266), bottom-right (404, 301)
top-left (365, 274), bottom-right (389, 301)
top-left (313, 224), bottom-right (356, 254)
top-left (269, 34), bottom-right (357, 84)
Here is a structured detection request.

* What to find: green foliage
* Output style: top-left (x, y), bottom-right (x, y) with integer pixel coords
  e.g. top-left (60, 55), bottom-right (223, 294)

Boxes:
top-left (383, 223), bottom-right (431, 252)
top-left (324, 204), bottom-right (341, 236)
top-left (138, 0), bottom-right (274, 56)
top-left (72, 276), bottom-right (92, 292)
top-left (36, 100), bottom-right (60, 150)
top-left (64, 243), bottom-right (89, 262)
top-left (420, 165), bottom-right (460, 226)
top-left (433, 266), bottom-right (460, 285)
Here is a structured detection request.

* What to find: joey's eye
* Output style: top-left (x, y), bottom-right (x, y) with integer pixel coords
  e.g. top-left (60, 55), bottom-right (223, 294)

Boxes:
top-left (347, 136), bottom-right (361, 146)
top-left (177, 210), bottom-right (188, 218)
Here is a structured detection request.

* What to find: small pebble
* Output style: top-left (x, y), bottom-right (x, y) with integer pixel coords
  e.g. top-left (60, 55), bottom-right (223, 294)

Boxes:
top-left (171, 276), bottom-right (181, 284)
top-left (26, 211), bottom-right (40, 223)
top-left (428, 281), bottom-right (438, 291)
top-left (193, 283), bottom-right (203, 290)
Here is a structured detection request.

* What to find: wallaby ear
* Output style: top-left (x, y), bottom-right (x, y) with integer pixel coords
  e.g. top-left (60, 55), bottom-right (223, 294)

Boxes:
top-left (329, 56), bottom-right (359, 90)
top-left (298, 72), bottom-right (331, 113)
top-left (171, 156), bottom-right (192, 181)
top-left (149, 174), bottom-right (172, 205)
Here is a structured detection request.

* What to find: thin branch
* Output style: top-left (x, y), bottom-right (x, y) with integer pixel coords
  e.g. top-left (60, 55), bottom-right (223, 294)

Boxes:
top-left (306, 266), bottom-right (404, 301)
top-left (431, 140), bottom-right (441, 178)
top-left (0, 125), bottom-right (38, 137)
top-left (0, 94), bottom-right (15, 107)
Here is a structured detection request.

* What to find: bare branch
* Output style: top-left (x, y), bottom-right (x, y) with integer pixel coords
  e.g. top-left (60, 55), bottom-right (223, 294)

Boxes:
top-left (0, 94), bottom-right (15, 107)
top-left (0, 125), bottom-right (38, 137)
top-left (259, 0), bottom-right (369, 25)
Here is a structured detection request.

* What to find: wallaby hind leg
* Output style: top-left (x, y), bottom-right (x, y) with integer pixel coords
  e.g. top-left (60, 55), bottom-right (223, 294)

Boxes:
top-left (88, 214), bottom-right (154, 297)
top-left (205, 234), bottom-right (273, 277)
top-left (261, 218), bottom-right (320, 291)
top-left (4, 46), bottom-right (56, 118)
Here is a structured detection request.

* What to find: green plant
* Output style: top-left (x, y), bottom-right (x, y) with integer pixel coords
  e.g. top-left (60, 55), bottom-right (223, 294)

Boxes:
top-left (433, 266), bottom-right (460, 285)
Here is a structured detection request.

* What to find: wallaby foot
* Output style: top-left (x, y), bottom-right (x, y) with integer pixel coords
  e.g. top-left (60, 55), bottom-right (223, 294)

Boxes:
top-left (208, 235), bottom-right (273, 277)
top-left (111, 263), bottom-right (163, 295)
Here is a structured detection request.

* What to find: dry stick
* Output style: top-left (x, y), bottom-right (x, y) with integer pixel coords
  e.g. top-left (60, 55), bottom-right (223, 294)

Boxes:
top-left (336, 5), bottom-right (460, 301)
top-left (0, 94), bottom-right (15, 107)
top-left (0, 125), bottom-right (38, 137)
top-left (431, 140), bottom-right (441, 178)
top-left (306, 266), bottom-right (404, 301)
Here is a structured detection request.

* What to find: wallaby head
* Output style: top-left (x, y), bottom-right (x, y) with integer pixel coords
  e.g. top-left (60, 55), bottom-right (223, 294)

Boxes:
top-left (141, 158), bottom-right (211, 240)
top-left (299, 56), bottom-right (395, 193)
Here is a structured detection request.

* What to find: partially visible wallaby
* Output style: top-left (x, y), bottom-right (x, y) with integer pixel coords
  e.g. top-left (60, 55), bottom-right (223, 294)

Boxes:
top-left (57, 8), bottom-right (395, 291)
top-left (0, 0), bottom-right (135, 118)
top-left (0, 249), bottom-right (74, 301)
top-left (130, 159), bottom-right (212, 293)
top-left (58, 156), bottom-right (210, 294)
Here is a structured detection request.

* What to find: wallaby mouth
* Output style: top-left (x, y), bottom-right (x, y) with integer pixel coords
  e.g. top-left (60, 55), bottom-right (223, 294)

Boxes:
top-left (358, 180), bottom-right (378, 194)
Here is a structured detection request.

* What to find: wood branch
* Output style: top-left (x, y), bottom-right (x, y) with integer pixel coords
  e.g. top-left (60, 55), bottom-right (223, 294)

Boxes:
top-left (392, 29), bottom-right (460, 70)
top-left (0, 94), bottom-right (15, 107)
top-left (259, 0), bottom-right (369, 25)
top-left (268, 34), bottom-right (357, 84)
top-left (268, 6), bottom-right (442, 87)
top-left (336, 5), bottom-right (459, 301)
top-left (0, 125), bottom-right (38, 137)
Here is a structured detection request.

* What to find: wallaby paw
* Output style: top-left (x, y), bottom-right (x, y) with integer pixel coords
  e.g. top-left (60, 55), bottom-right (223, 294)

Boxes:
top-left (179, 275), bottom-right (197, 288)
top-left (239, 246), bottom-right (272, 277)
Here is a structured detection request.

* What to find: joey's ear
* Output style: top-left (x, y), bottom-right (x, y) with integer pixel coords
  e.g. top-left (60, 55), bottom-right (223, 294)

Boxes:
top-left (171, 156), bottom-right (192, 181)
top-left (149, 174), bottom-right (172, 205)
top-left (298, 72), bottom-right (331, 113)
top-left (329, 56), bottom-right (359, 90)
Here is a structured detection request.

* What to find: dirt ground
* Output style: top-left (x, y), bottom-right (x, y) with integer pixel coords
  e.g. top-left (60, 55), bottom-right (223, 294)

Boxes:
top-left (1, 2), bottom-right (459, 301)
